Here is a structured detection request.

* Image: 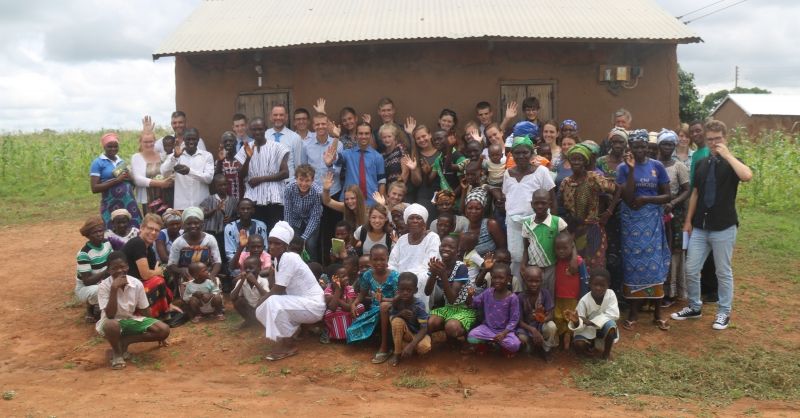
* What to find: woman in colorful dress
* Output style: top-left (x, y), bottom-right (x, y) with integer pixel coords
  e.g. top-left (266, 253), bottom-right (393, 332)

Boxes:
top-left (559, 144), bottom-right (618, 271)
top-left (166, 207), bottom-right (223, 290)
top-left (425, 235), bottom-right (476, 349)
top-left (616, 130), bottom-right (672, 331)
top-left (380, 123), bottom-right (409, 185)
top-left (596, 128), bottom-right (628, 297)
top-left (90, 132), bottom-right (143, 228)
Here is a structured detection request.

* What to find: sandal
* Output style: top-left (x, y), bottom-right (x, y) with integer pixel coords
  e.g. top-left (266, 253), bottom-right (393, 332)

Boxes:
top-left (190, 316), bottom-right (201, 324)
top-left (654, 319), bottom-right (671, 331)
top-left (216, 313), bottom-right (226, 321)
top-left (622, 319), bottom-right (637, 330)
top-left (371, 351), bottom-right (392, 364)
top-left (110, 357), bottom-right (126, 370)
top-left (265, 349), bottom-right (298, 361)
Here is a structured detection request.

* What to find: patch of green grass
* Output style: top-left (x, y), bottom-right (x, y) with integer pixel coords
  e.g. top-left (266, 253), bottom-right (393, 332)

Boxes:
top-left (256, 390), bottom-right (271, 397)
top-left (62, 362), bottom-right (76, 370)
top-left (239, 355), bottom-right (262, 365)
top-left (573, 347), bottom-right (800, 406)
top-left (393, 370), bottom-right (432, 389)
top-left (737, 206), bottom-right (800, 284)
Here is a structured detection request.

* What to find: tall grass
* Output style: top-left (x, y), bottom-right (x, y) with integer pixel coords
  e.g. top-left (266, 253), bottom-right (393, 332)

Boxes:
top-left (728, 129), bottom-right (800, 212)
top-left (0, 130), bottom-right (146, 224)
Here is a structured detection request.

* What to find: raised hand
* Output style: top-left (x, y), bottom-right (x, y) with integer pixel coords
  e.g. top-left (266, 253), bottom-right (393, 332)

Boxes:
top-left (483, 253), bottom-right (495, 270)
top-left (505, 101), bottom-right (518, 120)
top-left (361, 113), bottom-right (371, 125)
top-left (401, 155), bottom-right (417, 171)
top-left (623, 151), bottom-right (635, 168)
top-left (323, 171), bottom-right (334, 191)
top-left (372, 191), bottom-right (386, 206)
top-left (313, 97), bottom-right (327, 115)
top-left (323, 144), bottom-right (337, 167)
top-left (142, 115), bottom-right (155, 133)
top-left (404, 117), bottom-right (417, 136)
top-left (238, 229), bottom-right (248, 248)
top-left (467, 126), bottom-right (482, 143)
top-left (243, 141), bottom-right (254, 158)
top-left (329, 120), bottom-right (341, 138)
top-left (173, 143), bottom-right (184, 158)
top-left (420, 157), bottom-right (432, 174)
top-left (217, 144), bottom-right (226, 161)
top-left (390, 230), bottom-right (399, 243)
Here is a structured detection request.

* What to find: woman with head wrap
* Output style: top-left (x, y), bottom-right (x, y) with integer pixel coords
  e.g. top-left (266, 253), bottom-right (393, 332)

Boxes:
top-left (656, 129), bottom-right (691, 307)
top-left (104, 208), bottom-right (140, 250)
top-left (559, 119), bottom-right (579, 142)
top-left (89, 132), bottom-right (143, 228)
top-left (121, 213), bottom-right (175, 318)
top-left (155, 209), bottom-right (183, 263)
top-left (616, 129), bottom-right (672, 331)
top-left (597, 128), bottom-right (629, 178)
top-left (502, 136), bottom-right (557, 278)
top-left (559, 144), bottom-right (619, 271)
top-left (463, 187), bottom-right (506, 257)
top-left (387, 203), bottom-right (442, 311)
top-left (166, 207), bottom-right (223, 291)
top-left (255, 221), bottom-right (326, 361)
top-left (597, 127), bottom-right (630, 297)
top-left (428, 189), bottom-right (469, 234)
top-left (75, 216), bottom-right (113, 322)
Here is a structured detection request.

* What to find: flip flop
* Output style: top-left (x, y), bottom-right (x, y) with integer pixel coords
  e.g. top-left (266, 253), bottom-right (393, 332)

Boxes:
top-left (111, 357), bottom-right (126, 370)
top-left (265, 350), bottom-right (298, 361)
top-left (371, 351), bottom-right (392, 364)
top-left (622, 319), bottom-right (637, 330)
top-left (654, 319), bottom-right (671, 331)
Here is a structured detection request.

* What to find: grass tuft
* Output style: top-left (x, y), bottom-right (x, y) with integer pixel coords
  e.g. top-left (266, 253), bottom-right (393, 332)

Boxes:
top-left (393, 369), bottom-right (433, 389)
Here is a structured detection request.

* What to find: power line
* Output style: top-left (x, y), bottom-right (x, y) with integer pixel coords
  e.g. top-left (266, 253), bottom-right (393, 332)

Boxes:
top-left (684, 0), bottom-right (748, 24)
top-left (677, 0), bottom-right (730, 19)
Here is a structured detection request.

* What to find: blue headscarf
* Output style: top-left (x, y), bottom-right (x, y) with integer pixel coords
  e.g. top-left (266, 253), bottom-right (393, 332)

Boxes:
top-left (657, 129), bottom-right (678, 144)
top-left (513, 121), bottom-right (539, 139)
top-left (560, 119), bottom-right (578, 131)
top-left (629, 129), bottom-right (649, 142)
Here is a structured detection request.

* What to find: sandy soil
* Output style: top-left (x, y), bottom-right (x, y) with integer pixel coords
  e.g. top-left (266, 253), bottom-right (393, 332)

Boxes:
top-left (0, 221), bottom-right (797, 417)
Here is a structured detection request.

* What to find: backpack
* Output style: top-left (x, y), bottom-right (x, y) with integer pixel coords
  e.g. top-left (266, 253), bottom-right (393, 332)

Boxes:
top-left (358, 226), bottom-right (392, 256)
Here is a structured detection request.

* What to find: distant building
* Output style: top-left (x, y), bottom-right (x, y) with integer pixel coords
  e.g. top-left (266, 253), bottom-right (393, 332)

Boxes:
top-left (154, 0), bottom-right (699, 148)
top-left (711, 94), bottom-right (800, 135)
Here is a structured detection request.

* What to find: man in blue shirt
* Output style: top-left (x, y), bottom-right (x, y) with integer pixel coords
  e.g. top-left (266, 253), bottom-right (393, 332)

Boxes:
top-left (326, 122), bottom-right (386, 206)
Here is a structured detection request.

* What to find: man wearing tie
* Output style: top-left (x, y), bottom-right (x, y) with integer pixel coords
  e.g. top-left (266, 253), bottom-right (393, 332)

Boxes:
top-left (266, 105), bottom-right (304, 184)
top-left (328, 121), bottom-right (386, 207)
top-left (671, 120), bottom-right (752, 331)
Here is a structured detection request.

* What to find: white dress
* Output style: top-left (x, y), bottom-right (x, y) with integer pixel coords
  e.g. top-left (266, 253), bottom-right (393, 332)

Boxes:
top-left (256, 252), bottom-right (325, 341)
top-left (388, 231), bottom-right (441, 310)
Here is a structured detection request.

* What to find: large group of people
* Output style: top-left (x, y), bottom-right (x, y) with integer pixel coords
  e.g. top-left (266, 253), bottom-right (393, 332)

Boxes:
top-left (78, 98), bottom-right (751, 369)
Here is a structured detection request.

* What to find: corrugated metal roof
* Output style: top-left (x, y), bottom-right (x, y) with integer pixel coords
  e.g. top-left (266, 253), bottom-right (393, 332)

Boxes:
top-left (715, 94), bottom-right (800, 117)
top-left (154, 0), bottom-right (700, 58)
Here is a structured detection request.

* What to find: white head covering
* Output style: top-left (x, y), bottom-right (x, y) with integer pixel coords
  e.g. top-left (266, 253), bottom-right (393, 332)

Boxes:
top-left (269, 221), bottom-right (295, 245)
top-left (403, 203), bottom-right (429, 224)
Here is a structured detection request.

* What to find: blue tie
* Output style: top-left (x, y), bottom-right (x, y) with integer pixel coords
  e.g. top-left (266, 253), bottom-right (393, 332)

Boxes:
top-left (703, 157), bottom-right (717, 208)
top-left (273, 132), bottom-right (284, 143)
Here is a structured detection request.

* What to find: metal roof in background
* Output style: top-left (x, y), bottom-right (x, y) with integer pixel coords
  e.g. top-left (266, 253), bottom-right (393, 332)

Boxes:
top-left (153, 0), bottom-right (701, 58)
top-left (714, 94), bottom-right (800, 117)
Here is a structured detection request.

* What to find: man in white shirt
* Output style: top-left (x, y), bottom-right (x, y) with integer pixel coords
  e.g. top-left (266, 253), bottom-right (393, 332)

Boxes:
top-left (160, 128), bottom-right (215, 209)
top-left (232, 113), bottom-right (253, 153)
top-left (293, 108), bottom-right (314, 145)
top-left (236, 118), bottom-right (290, 230)
top-left (155, 111), bottom-right (207, 157)
top-left (266, 105), bottom-right (303, 183)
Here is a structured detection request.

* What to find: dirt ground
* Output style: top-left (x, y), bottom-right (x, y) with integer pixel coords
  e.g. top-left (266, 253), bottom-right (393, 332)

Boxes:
top-left (1, 221), bottom-right (798, 417)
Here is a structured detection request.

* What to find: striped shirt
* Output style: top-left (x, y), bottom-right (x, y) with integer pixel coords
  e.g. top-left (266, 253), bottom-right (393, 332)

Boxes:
top-left (76, 240), bottom-right (113, 285)
top-left (199, 193), bottom-right (239, 233)
top-left (235, 141), bottom-right (289, 205)
top-left (283, 181), bottom-right (323, 241)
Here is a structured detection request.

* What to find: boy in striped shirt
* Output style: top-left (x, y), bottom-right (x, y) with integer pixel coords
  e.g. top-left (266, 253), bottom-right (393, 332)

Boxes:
top-left (521, 189), bottom-right (568, 295)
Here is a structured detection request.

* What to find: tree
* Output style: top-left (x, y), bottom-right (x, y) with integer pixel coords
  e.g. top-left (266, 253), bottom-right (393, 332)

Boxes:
top-left (702, 86), bottom-right (771, 116)
top-left (678, 66), bottom-right (706, 123)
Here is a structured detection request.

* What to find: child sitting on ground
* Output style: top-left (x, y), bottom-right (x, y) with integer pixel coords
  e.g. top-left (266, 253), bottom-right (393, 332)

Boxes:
top-left (231, 255), bottom-right (270, 328)
top-left (96, 251), bottom-right (170, 370)
top-left (321, 266), bottom-right (364, 344)
top-left (388, 272), bottom-right (432, 366)
top-left (330, 220), bottom-right (359, 264)
top-left (467, 263), bottom-right (521, 357)
top-left (553, 232), bottom-right (589, 348)
top-left (342, 254), bottom-right (361, 293)
top-left (183, 261), bottom-right (224, 322)
top-left (565, 268), bottom-right (619, 361)
top-left (516, 266), bottom-right (557, 361)
top-left (522, 188), bottom-right (568, 296)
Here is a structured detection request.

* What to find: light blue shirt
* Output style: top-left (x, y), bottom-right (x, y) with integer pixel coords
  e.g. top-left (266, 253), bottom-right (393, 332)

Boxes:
top-left (302, 135), bottom-right (343, 196)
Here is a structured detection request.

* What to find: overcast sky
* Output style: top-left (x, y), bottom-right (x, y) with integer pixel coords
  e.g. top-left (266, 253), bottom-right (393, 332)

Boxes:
top-left (0, 0), bottom-right (796, 132)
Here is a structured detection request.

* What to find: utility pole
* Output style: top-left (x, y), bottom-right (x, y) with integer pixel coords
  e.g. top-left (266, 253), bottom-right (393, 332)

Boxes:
top-left (735, 66), bottom-right (739, 89)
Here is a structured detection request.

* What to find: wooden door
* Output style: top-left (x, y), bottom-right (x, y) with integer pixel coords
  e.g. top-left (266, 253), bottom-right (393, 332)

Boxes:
top-left (499, 82), bottom-right (556, 124)
top-left (235, 91), bottom-right (291, 124)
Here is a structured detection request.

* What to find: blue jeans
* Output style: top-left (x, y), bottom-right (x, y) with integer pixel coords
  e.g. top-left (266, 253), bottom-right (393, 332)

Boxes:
top-left (685, 226), bottom-right (737, 315)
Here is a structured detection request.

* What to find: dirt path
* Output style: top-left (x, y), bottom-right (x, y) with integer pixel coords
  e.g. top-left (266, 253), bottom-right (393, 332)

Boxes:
top-left (0, 221), bottom-right (796, 417)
